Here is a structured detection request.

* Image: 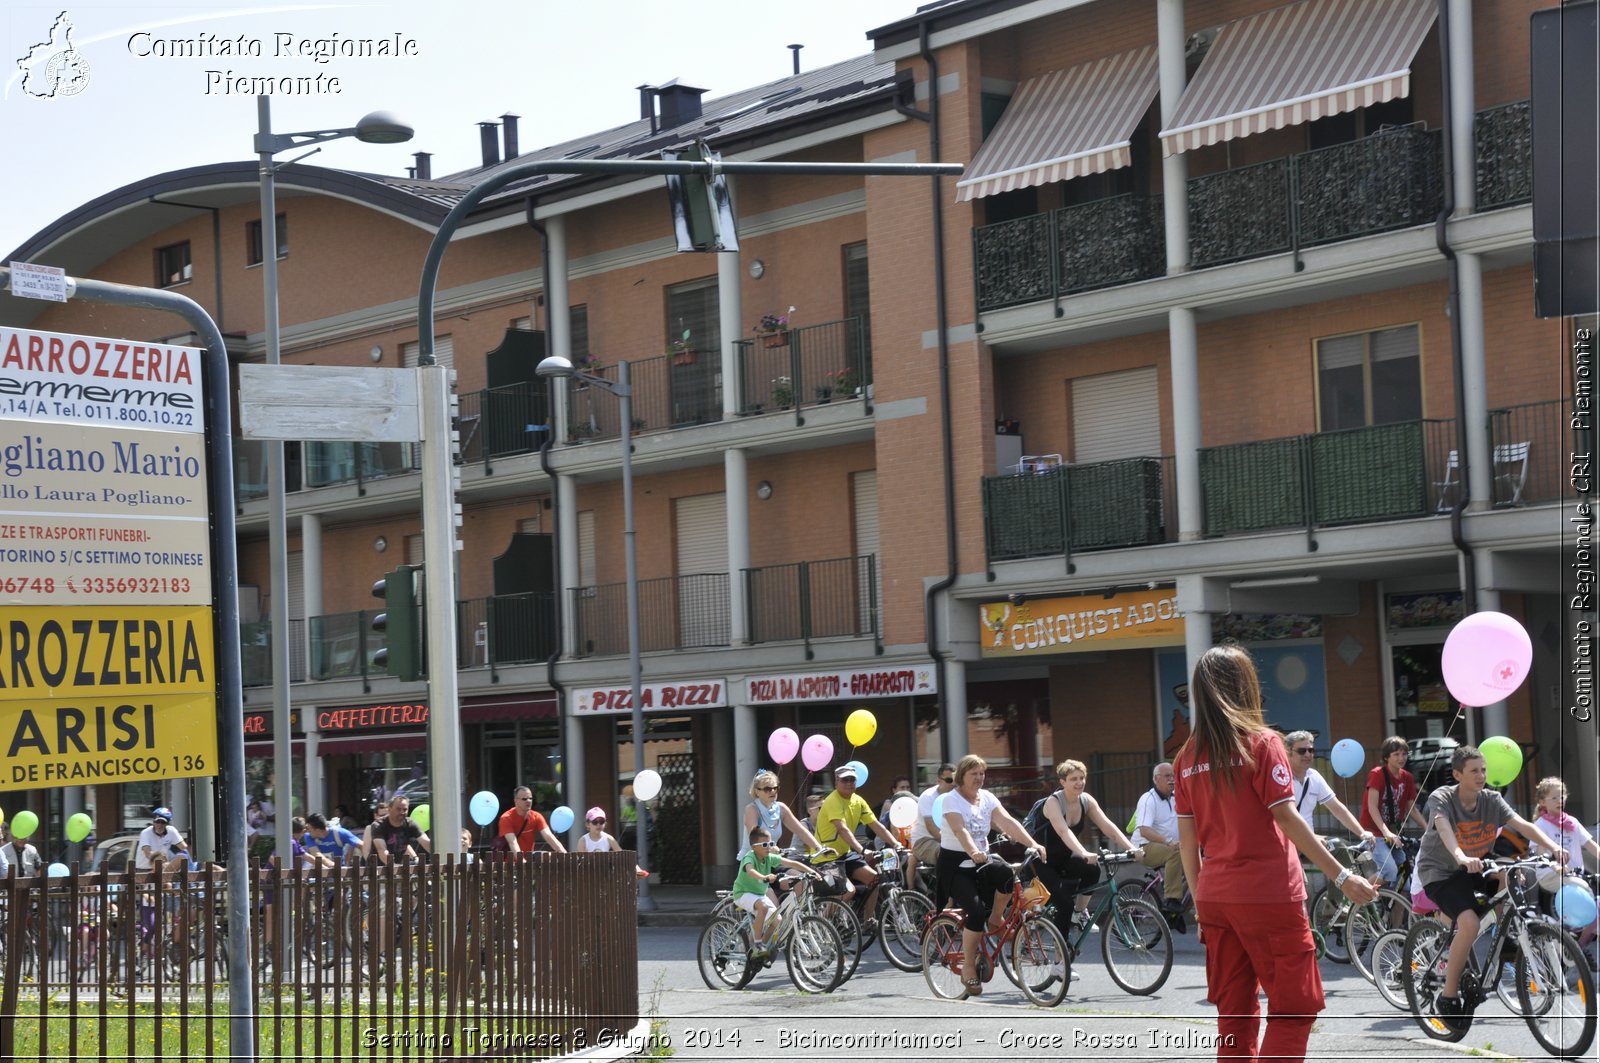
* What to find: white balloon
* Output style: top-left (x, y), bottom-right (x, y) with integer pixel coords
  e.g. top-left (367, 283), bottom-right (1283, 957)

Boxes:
top-left (633, 768), bottom-right (663, 802)
top-left (888, 795), bottom-right (918, 830)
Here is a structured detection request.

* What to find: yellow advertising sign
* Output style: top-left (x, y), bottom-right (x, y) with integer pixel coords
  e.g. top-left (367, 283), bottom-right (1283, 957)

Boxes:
top-left (0, 605), bottom-right (215, 791)
top-left (979, 588), bottom-right (1186, 657)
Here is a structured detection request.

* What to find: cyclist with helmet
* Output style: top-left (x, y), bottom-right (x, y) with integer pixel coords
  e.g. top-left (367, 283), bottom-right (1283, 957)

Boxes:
top-left (137, 808), bottom-right (188, 871)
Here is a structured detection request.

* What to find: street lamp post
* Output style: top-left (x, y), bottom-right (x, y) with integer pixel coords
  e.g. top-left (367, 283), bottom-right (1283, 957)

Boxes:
top-left (535, 356), bottom-right (654, 909)
top-left (254, 98), bottom-right (412, 878)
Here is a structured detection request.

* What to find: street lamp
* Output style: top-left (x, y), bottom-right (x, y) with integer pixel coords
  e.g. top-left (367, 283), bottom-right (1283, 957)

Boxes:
top-left (255, 99), bottom-right (412, 872)
top-left (535, 355), bottom-right (655, 910)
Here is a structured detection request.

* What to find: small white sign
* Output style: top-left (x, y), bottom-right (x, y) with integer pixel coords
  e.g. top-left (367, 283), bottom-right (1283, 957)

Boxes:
top-left (8, 262), bottom-right (67, 303)
top-left (239, 364), bottom-right (420, 442)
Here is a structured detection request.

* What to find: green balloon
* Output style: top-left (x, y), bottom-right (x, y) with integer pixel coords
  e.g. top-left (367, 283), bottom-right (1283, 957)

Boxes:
top-left (1480, 735), bottom-right (1523, 788)
top-left (10, 809), bottom-right (38, 840)
top-left (66, 812), bottom-right (93, 843)
top-left (411, 803), bottom-right (431, 833)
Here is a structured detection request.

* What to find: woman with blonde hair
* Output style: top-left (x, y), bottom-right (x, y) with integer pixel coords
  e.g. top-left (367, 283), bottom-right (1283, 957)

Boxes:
top-left (1175, 645), bottom-right (1377, 1061)
top-left (741, 769), bottom-right (822, 857)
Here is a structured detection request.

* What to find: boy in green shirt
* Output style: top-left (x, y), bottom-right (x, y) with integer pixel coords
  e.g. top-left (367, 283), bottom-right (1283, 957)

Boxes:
top-left (733, 827), bottom-right (820, 959)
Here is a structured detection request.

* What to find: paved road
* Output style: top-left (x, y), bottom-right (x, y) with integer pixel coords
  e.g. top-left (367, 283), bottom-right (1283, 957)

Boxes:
top-left (638, 923), bottom-right (1569, 1061)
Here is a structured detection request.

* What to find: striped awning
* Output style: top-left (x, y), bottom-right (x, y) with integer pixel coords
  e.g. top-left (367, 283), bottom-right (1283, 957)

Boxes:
top-left (957, 45), bottom-right (1159, 201)
top-left (1159, 0), bottom-right (1436, 157)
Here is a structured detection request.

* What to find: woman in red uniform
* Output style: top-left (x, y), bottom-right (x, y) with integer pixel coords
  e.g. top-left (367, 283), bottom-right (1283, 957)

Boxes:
top-left (1175, 646), bottom-right (1378, 1061)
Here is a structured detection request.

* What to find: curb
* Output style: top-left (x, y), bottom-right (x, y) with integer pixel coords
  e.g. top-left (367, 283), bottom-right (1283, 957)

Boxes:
top-left (638, 910), bottom-right (706, 928)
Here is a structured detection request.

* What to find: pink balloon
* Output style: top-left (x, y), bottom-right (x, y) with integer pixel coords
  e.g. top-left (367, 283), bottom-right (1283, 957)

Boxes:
top-left (767, 728), bottom-right (800, 766)
top-left (800, 734), bottom-right (834, 773)
top-left (1441, 611), bottom-right (1533, 707)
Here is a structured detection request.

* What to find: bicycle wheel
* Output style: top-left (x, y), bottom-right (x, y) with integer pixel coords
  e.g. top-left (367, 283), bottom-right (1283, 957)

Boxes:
top-left (921, 914), bottom-right (968, 1000)
top-left (696, 915), bottom-right (755, 991)
top-left (1402, 919), bottom-right (1466, 1042)
top-left (1114, 877), bottom-right (1152, 907)
top-left (879, 889), bottom-right (934, 972)
top-left (1012, 916), bottom-right (1071, 1007)
top-left (785, 915), bottom-right (845, 994)
top-left (1516, 920), bottom-right (1596, 1059)
top-left (1349, 889), bottom-right (1413, 984)
top-left (814, 897), bottom-right (862, 982)
top-left (1309, 885), bottom-right (1350, 964)
top-left (1101, 897), bottom-right (1172, 995)
top-left (1369, 928), bottom-right (1410, 1010)
top-left (708, 894), bottom-right (736, 921)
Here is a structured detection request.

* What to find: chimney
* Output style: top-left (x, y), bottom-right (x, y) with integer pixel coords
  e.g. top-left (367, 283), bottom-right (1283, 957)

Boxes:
top-left (638, 84), bottom-right (658, 134)
top-left (789, 44), bottom-right (803, 76)
top-left (412, 152), bottom-right (432, 180)
top-left (500, 113), bottom-right (520, 160)
top-left (478, 121), bottom-right (501, 167)
top-left (655, 82), bottom-right (707, 128)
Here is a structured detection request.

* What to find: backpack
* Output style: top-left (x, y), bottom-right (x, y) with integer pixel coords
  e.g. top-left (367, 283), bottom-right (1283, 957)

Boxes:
top-left (1022, 794), bottom-right (1057, 846)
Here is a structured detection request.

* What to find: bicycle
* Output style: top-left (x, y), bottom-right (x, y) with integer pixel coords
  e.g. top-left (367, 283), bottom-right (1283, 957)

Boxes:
top-left (710, 849), bottom-right (862, 982)
top-left (1401, 854), bottom-right (1596, 1057)
top-left (697, 869), bottom-right (846, 993)
top-left (1114, 862), bottom-right (1193, 926)
top-left (1053, 850), bottom-right (1173, 995)
top-left (873, 847), bottom-right (936, 971)
top-left (921, 852), bottom-right (1071, 1006)
top-left (1308, 837), bottom-right (1414, 977)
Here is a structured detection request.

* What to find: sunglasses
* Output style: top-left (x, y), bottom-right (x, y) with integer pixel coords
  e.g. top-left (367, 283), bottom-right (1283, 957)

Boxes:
top-left (756, 786), bottom-right (777, 792)
top-left (1293, 748), bottom-right (1315, 756)
top-left (588, 819), bottom-right (606, 826)
top-left (939, 777), bottom-right (954, 784)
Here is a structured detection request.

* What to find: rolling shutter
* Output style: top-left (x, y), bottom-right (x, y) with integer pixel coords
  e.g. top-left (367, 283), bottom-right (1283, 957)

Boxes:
top-left (1071, 367), bottom-right (1160, 462)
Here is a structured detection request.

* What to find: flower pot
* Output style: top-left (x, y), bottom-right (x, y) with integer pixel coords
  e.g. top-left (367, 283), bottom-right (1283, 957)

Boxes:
top-left (761, 331), bottom-right (790, 349)
top-left (672, 350), bottom-right (696, 366)
top-left (815, 387), bottom-right (832, 403)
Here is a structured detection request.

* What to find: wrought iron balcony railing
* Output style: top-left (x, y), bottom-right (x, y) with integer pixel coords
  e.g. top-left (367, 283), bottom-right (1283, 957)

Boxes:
top-left (982, 456), bottom-right (1171, 569)
top-left (1475, 99), bottom-right (1532, 210)
top-left (569, 573), bottom-right (730, 657)
top-left (744, 554), bottom-right (881, 656)
top-left (734, 316), bottom-right (871, 419)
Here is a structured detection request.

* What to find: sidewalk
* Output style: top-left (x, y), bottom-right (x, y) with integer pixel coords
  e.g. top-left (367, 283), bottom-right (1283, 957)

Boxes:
top-left (636, 882), bottom-right (717, 927)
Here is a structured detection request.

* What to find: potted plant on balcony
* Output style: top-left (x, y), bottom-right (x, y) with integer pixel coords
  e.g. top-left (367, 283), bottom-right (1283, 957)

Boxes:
top-left (571, 350), bottom-right (600, 389)
top-left (668, 328), bottom-right (696, 366)
top-left (770, 375), bottom-right (794, 409)
top-left (826, 366), bottom-right (859, 397)
top-left (753, 306), bottom-right (795, 348)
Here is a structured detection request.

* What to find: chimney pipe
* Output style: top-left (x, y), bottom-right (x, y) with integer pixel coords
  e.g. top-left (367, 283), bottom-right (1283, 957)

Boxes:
top-left (789, 44), bottom-right (803, 75)
top-left (655, 82), bottom-right (707, 129)
top-left (478, 121), bottom-right (500, 167)
top-left (412, 152), bottom-right (432, 180)
top-left (500, 113), bottom-right (520, 160)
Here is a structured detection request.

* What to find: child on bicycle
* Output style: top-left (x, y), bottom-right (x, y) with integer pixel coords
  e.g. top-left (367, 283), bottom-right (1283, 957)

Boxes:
top-left (732, 827), bottom-right (819, 960)
top-left (1415, 746), bottom-right (1567, 1032)
top-left (1529, 776), bottom-right (1599, 951)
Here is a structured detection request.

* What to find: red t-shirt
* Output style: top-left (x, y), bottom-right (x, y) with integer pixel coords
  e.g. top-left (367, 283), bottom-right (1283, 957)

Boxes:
top-left (1174, 728), bottom-right (1303, 904)
top-left (497, 807), bottom-right (549, 852)
top-left (1357, 764), bottom-right (1417, 833)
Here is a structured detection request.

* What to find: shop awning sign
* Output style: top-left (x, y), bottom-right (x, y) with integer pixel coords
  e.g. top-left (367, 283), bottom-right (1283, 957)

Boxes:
top-left (570, 681), bottom-right (727, 715)
top-left (743, 666), bottom-right (937, 705)
top-left (979, 588), bottom-right (1186, 657)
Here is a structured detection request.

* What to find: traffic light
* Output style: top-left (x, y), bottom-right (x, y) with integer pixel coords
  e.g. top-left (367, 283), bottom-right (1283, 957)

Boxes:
top-left (663, 140), bottom-right (738, 253)
top-left (371, 565), bottom-right (423, 681)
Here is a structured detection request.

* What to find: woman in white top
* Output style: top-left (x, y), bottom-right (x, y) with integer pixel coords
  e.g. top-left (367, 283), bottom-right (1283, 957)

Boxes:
top-left (581, 807), bottom-right (651, 877)
top-left (939, 754), bottom-right (1044, 996)
top-left (741, 770), bottom-right (822, 857)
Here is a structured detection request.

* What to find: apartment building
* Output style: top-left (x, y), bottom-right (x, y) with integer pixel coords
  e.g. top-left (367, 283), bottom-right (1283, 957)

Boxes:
top-left (3, 0), bottom-right (1582, 882)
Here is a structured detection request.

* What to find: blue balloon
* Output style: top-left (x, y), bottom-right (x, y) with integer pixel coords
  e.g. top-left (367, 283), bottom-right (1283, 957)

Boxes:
top-left (845, 760), bottom-right (870, 787)
top-left (469, 790), bottom-right (500, 827)
top-left (1329, 738), bottom-right (1365, 779)
top-left (1555, 882), bottom-right (1598, 930)
top-left (549, 805), bottom-right (575, 834)
top-left (47, 862), bottom-right (69, 878)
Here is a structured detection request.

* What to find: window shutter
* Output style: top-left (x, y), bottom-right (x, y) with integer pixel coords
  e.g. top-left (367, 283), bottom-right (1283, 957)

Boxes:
top-left (1071, 367), bottom-right (1160, 462)
top-left (402, 335), bottom-right (453, 369)
top-left (674, 493), bottom-right (727, 647)
top-left (577, 511), bottom-right (596, 589)
top-left (852, 471), bottom-right (880, 632)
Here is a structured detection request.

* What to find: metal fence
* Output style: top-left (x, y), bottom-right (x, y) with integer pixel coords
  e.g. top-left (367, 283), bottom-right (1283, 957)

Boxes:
top-left (1489, 398), bottom-right (1569, 507)
top-left (570, 573), bottom-right (730, 657)
top-left (744, 555), bottom-right (879, 650)
top-left (0, 854), bottom-right (640, 1062)
top-left (733, 317), bottom-right (870, 417)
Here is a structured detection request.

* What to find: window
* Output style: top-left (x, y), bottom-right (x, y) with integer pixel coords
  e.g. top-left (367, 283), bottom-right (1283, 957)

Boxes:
top-left (247, 213), bottom-right (288, 266)
top-left (843, 243), bottom-right (871, 364)
top-left (665, 278), bottom-right (719, 355)
top-left (402, 335), bottom-right (454, 369)
top-left (664, 278), bottom-right (720, 425)
top-left (515, 305), bottom-right (590, 363)
top-left (156, 242), bottom-right (191, 288)
top-left (1316, 325), bottom-right (1422, 430)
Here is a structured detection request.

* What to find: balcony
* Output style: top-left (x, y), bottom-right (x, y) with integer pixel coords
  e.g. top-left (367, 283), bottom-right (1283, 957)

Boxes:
top-left (1475, 100), bottom-right (1532, 211)
top-left (570, 573), bottom-right (730, 657)
top-left (1199, 419), bottom-right (1455, 536)
top-left (234, 438), bottom-right (419, 507)
top-left (982, 456), bottom-right (1171, 566)
top-left (745, 555), bottom-right (881, 655)
top-left (455, 382), bottom-right (551, 469)
top-left (733, 317), bottom-right (871, 417)
top-left (1190, 125), bottom-right (1443, 268)
top-left (973, 194), bottom-right (1165, 312)
top-left (1487, 398), bottom-right (1567, 508)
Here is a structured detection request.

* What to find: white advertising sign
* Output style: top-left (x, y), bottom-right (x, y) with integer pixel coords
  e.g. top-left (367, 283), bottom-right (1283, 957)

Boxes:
top-left (8, 262), bottom-right (67, 303)
top-left (743, 665), bottom-right (938, 705)
top-left (570, 680), bottom-right (728, 715)
top-left (0, 325), bottom-right (204, 430)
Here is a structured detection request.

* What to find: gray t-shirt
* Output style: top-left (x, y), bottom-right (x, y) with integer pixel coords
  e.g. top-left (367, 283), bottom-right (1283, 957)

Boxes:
top-left (1415, 784), bottom-right (1515, 886)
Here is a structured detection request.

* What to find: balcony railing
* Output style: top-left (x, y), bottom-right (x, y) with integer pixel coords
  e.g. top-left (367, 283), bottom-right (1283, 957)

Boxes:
top-left (570, 573), bottom-right (730, 657)
top-left (1475, 100), bottom-right (1532, 211)
top-left (733, 316), bottom-right (871, 418)
top-left (457, 591), bottom-right (557, 668)
top-left (745, 554), bottom-right (880, 654)
top-left (234, 438), bottom-right (417, 506)
top-left (982, 456), bottom-right (1170, 567)
top-left (565, 353), bottom-right (721, 444)
top-left (456, 381), bottom-right (551, 469)
top-left (1488, 398), bottom-right (1569, 507)
top-left (974, 194), bottom-right (1165, 311)
top-left (1199, 419), bottom-right (1455, 536)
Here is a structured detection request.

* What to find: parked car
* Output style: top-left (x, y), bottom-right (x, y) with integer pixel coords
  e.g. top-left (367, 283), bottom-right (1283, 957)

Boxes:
top-left (1407, 736), bottom-right (1461, 792)
top-left (85, 832), bottom-right (140, 875)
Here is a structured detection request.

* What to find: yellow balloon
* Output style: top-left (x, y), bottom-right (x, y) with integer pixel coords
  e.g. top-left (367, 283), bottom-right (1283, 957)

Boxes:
top-left (0, 805), bottom-right (5, 826)
top-left (845, 708), bottom-right (878, 748)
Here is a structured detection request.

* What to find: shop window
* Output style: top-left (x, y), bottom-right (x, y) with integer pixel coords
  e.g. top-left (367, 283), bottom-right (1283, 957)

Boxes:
top-left (1316, 324), bottom-right (1422, 430)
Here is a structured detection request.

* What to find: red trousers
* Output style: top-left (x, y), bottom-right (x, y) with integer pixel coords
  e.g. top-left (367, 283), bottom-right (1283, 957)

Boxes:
top-left (1197, 900), bottom-right (1325, 1062)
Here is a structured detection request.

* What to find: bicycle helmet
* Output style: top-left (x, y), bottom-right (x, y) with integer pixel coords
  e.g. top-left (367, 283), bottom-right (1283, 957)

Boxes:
top-left (152, 807), bottom-right (173, 823)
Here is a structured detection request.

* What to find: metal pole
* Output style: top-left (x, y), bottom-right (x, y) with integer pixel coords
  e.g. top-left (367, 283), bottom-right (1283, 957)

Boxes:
top-left (257, 98), bottom-right (296, 922)
top-left (419, 364), bottom-right (463, 854)
top-left (619, 361), bottom-right (654, 909)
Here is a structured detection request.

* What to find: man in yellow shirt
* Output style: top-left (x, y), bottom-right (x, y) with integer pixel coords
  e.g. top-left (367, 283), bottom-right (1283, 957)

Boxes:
top-left (814, 764), bottom-right (903, 930)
